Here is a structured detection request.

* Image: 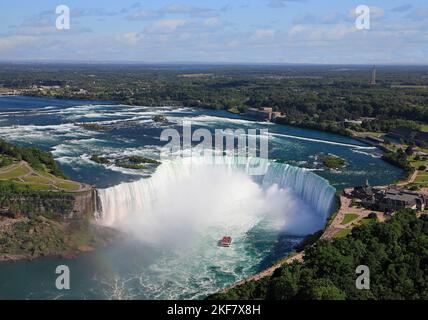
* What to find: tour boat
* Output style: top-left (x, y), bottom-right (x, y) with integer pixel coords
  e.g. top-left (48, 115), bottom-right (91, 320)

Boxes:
top-left (219, 236), bottom-right (232, 247)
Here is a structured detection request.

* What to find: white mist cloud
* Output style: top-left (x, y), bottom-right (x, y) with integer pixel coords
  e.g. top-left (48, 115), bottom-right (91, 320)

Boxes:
top-left (98, 158), bottom-right (325, 248)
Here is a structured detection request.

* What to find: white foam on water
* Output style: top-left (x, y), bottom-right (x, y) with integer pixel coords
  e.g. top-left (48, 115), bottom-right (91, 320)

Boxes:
top-left (168, 114), bottom-right (270, 127)
top-left (351, 149), bottom-right (382, 158)
top-left (269, 132), bottom-right (376, 150)
top-left (96, 156), bottom-right (336, 299)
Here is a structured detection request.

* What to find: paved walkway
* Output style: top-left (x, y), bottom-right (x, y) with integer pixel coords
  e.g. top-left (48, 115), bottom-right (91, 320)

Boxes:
top-left (220, 190), bottom-right (385, 293)
top-left (220, 252), bottom-right (304, 293)
top-left (0, 160), bottom-right (26, 174)
top-left (397, 169), bottom-right (419, 186)
top-left (321, 192), bottom-right (379, 240)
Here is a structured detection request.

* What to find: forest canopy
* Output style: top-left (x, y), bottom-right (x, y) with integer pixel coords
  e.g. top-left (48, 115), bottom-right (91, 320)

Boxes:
top-left (1, 64), bottom-right (428, 127)
top-left (210, 210), bottom-right (428, 300)
top-left (0, 139), bottom-right (65, 178)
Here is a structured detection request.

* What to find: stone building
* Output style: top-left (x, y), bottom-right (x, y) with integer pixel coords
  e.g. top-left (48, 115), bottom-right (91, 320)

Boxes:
top-left (246, 107), bottom-right (281, 122)
top-left (351, 183), bottom-right (427, 212)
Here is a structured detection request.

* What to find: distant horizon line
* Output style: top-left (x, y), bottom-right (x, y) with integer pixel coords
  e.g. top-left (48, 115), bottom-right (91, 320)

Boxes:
top-left (1, 60), bottom-right (428, 67)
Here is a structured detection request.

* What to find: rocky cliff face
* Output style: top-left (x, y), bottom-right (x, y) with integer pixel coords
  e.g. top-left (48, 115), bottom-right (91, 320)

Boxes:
top-left (0, 188), bottom-right (99, 220)
top-left (0, 188), bottom-right (117, 262)
top-left (70, 189), bottom-right (101, 220)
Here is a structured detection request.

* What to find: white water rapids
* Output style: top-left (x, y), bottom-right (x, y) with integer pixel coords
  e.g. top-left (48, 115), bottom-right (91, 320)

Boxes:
top-left (97, 156), bottom-right (336, 246)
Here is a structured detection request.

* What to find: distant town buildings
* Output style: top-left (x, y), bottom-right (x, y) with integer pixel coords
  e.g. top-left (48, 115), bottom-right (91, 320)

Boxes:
top-left (76, 89), bottom-right (88, 95)
top-left (0, 90), bottom-right (20, 96)
top-left (386, 126), bottom-right (428, 148)
top-left (246, 107), bottom-right (281, 122)
top-left (414, 150), bottom-right (428, 158)
top-left (365, 135), bottom-right (384, 145)
top-left (344, 119), bottom-right (363, 125)
top-left (377, 188), bottom-right (426, 212)
top-left (369, 65), bottom-right (377, 85)
top-left (350, 181), bottom-right (427, 212)
top-left (354, 126), bottom-right (428, 150)
top-left (31, 85), bottom-right (61, 91)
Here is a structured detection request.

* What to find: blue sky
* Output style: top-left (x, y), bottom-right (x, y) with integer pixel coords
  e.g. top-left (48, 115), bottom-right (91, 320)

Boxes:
top-left (0, 0), bottom-right (427, 64)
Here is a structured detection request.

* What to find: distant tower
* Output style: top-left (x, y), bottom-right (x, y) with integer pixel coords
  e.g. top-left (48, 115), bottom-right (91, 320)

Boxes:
top-left (369, 65), bottom-right (376, 85)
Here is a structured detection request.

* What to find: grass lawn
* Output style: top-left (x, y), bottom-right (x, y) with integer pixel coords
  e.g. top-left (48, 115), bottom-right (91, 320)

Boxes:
top-left (22, 175), bottom-right (81, 191)
top-left (420, 124), bottom-right (428, 133)
top-left (0, 164), bottom-right (31, 180)
top-left (415, 174), bottom-right (428, 184)
top-left (341, 213), bottom-right (359, 225)
top-left (227, 107), bottom-right (241, 114)
top-left (381, 144), bottom-right (398, 152)
top-left (0, 160), bottom-right (83, 192)
top-left (359, 217), bottom-right (377, 226)
top-left (14, 182), bottom-right (55, 191)
top-left (55, 181), bottom-right (81, 191)
top-left (334, 229), bottom-right (352, 238)
top-left (23, 174), bottom-right (53, 185)
top-left (409, 159), bottom-right (427, 168)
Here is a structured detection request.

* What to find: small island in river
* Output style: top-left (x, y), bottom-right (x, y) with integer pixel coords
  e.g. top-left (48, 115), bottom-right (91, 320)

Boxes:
top-left (90, 154), bottom-right (160, 170)
top-left (321, 154), bottom-right (346, 170)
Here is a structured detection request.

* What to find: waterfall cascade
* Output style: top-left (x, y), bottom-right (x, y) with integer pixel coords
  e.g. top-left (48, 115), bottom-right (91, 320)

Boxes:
top-left (97, 156), bottom-right (336, 228)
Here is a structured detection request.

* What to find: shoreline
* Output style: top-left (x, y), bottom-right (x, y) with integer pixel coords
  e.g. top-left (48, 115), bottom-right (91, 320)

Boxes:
top-left (0, 94), bottom-right (392, 152)
top-left (217, 164), bottom-right (424, 296)
top-left (1, 95), bottom-right (411, 296)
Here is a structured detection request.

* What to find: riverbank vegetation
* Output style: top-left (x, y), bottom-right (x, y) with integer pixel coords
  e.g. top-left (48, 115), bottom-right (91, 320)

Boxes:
top-left (90, 155), bottom-right (109, 165)
top-left (0, 181), bottom-right (75, 218)
top-left (90, 154), bottom-right (160, 170)
top-left (0, 138), bottom-right (86, 194)
top-left (0, 140), bottom-right (116, 261)
top-left (321, 154), bottom-right (346, 170)
top-left (210, 210), bottom-right (428, 300)
top-left (382, 149), bottom-right (414, 174)
top-left (2, 64), bottom-right (428, 132)
top-left (0, 160), bottom-right (81, 193)
top-left (0, 215), bottom-right (117, 261)
top-left (0, 139), bottom-right (66, 178)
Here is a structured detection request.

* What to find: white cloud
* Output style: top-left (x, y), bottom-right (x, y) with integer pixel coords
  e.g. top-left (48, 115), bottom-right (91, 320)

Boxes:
top-left (160, 3), bottom-right (216, 17)
top-left (162, 4), bottom-right (195, 14)
top-left (252, 29), bottom-right (275, 39)
top-left (348, 6), bottom-right (385, 20)
top-left (404, 7), bottom-right (428, 21)
top-left (117, 32), bottom-right (141, 45)
top-left (127, 10), bottom-right (161, 21)
top-left (289, 24), bottom-right (355, 41)
top-left (2, 3), bottom-right (428, 64)
top-left (267, 0), bottom-right (306, 9)
top-left (0, 35), bottom-right (38, 52)
top-left (203, 17), bottom-right (221, 28)
top-left (146, 19), bottom-right (187, 34)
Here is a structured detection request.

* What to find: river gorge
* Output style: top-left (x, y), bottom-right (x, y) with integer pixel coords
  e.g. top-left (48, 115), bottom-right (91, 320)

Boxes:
top-left (0, 96), bottom-right (402, 299)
